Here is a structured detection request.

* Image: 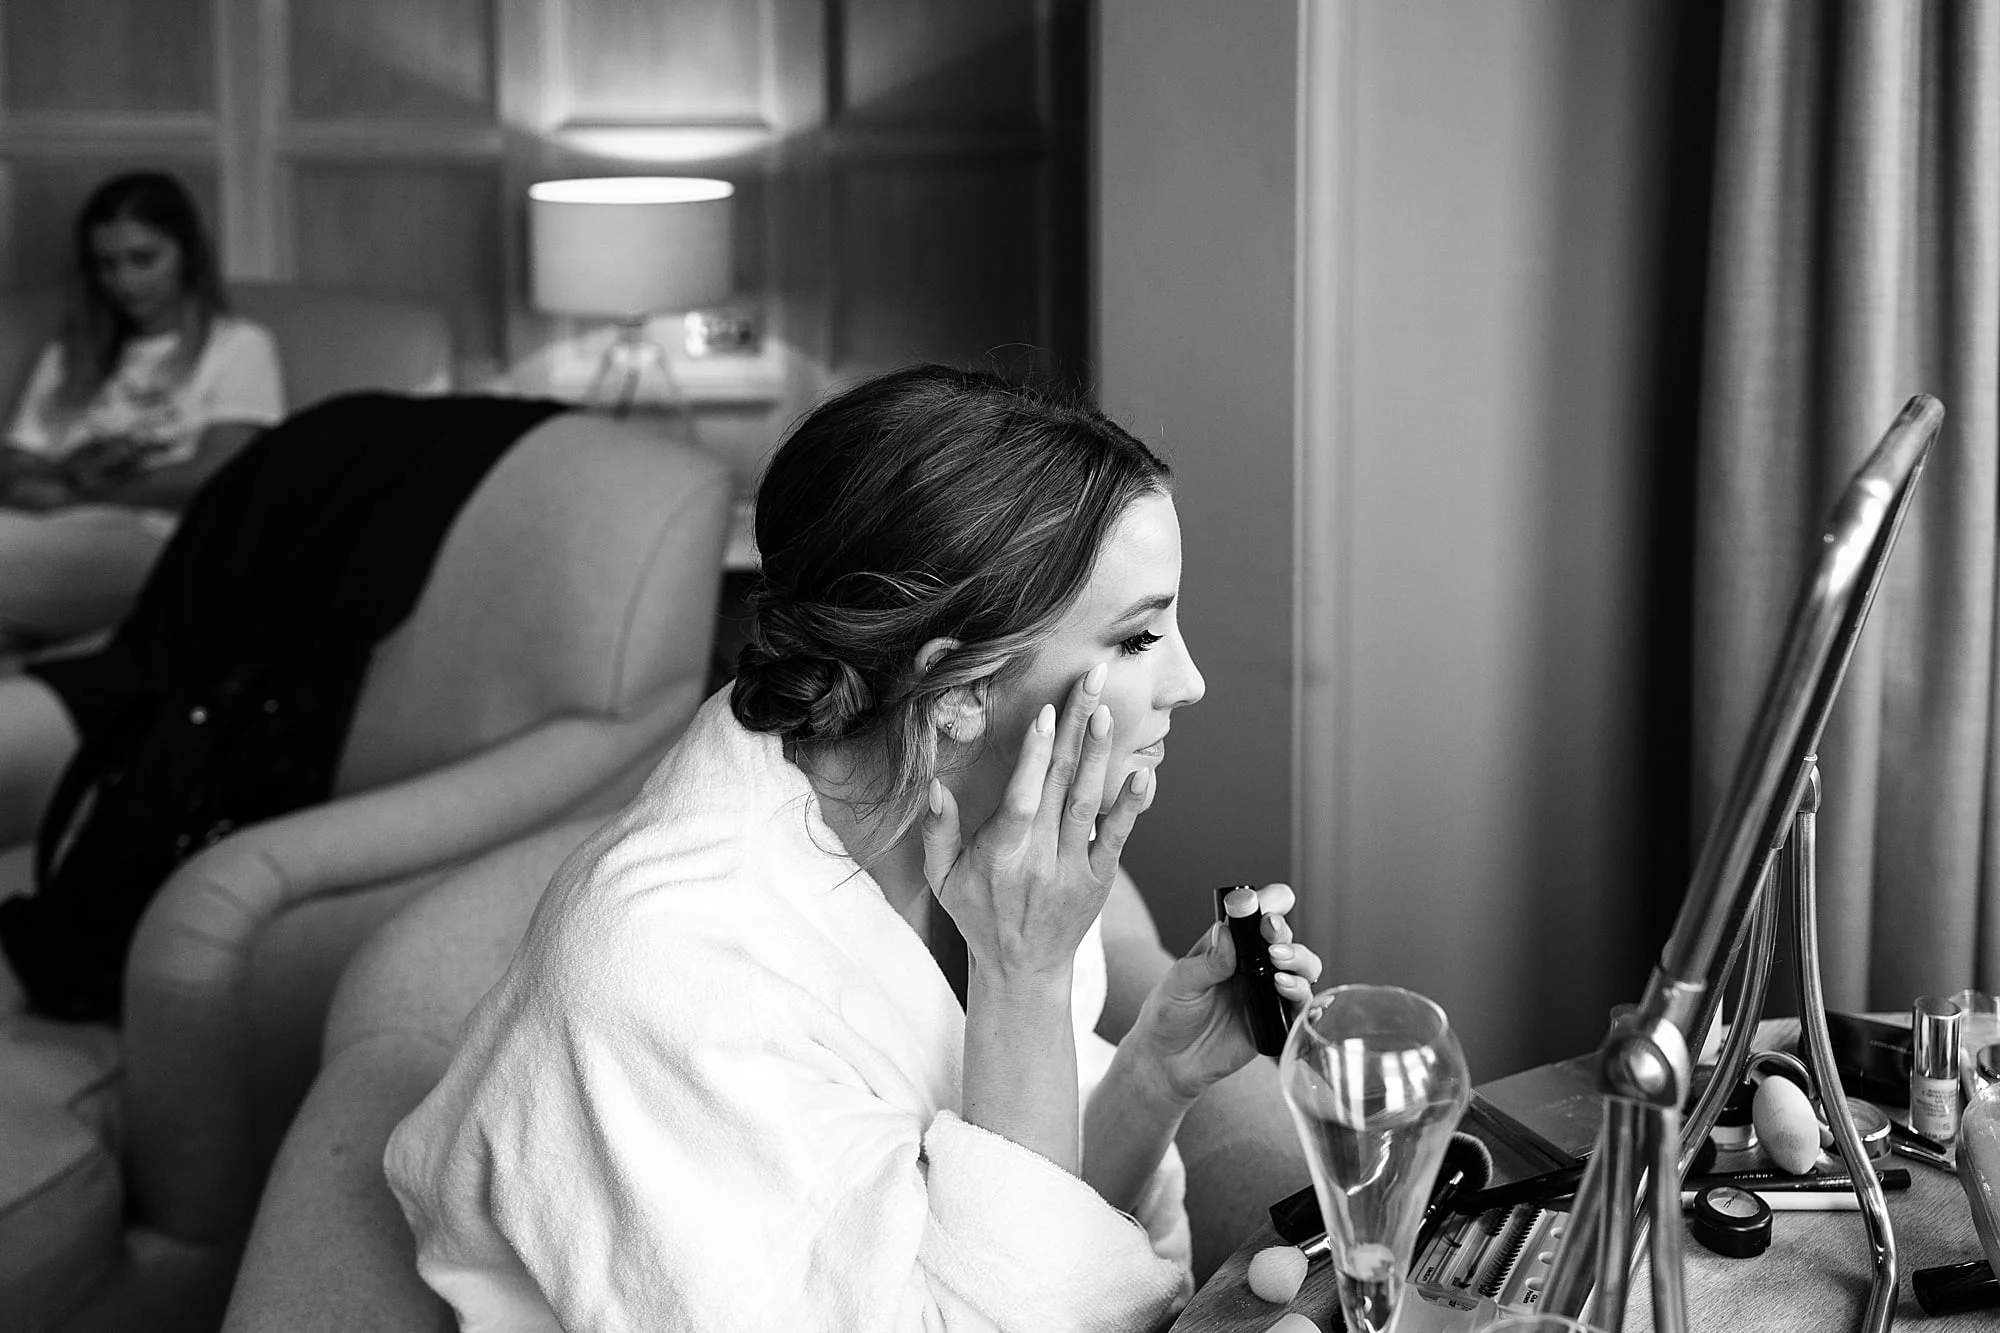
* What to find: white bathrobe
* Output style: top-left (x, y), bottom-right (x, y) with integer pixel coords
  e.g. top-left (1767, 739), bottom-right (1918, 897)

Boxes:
top-left (385, 693), bottom-right (1193, 1333)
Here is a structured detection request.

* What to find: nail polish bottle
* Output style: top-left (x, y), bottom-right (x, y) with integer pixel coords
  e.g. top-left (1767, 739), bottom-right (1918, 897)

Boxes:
top-left (1912, 995), bottom-right (1965, 1144)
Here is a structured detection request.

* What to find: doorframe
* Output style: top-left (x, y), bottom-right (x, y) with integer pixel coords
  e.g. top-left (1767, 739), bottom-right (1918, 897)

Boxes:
top-left (1290, 0), bottom-right (1354, 979)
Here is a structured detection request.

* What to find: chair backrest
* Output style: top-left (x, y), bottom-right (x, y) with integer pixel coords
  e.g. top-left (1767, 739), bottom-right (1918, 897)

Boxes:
top-left (0, 288), bottom-right (62, 415)
top-left (0, 284), bottom-right (453, 421)
top-left (334, 410), bottom-right (733, 796)
top-left (113, 402), bottom-right (732, 1290)
top-left (230, 284), bottom-right (453, 408)
top-left (226, 410), bottom-right (730, 1170)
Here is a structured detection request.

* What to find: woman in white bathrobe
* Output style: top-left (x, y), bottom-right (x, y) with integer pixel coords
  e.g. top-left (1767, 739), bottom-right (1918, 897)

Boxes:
top-left (386, 364), bottom-right (1323, 1333)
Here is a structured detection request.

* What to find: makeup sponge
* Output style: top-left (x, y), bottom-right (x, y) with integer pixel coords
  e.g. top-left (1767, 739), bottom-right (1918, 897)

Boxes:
top-left (1754, 1075), bottom-right (1822, 1174)
top-left (1247, 1245), bottom-right (1309, 1303)
top-left (1266, 1315), bottom-right (1322, 1333)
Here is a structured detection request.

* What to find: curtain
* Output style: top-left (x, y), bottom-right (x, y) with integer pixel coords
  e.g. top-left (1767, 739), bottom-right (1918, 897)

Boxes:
top-left (1695, 0), bottom-right (2000, 1009)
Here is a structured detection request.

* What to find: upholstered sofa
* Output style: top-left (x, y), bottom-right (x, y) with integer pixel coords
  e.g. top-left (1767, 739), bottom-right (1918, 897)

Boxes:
top-left (0, 405), bottom-right (735, 1331)
top-left (220, 827), bottom-right (1308, 1329)
top-left (0, 282), bottom-right (454, 420)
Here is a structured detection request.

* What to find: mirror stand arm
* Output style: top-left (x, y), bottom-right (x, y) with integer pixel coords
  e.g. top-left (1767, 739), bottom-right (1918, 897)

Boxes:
top-left (1544, 763), bottom-right (1898, 1333)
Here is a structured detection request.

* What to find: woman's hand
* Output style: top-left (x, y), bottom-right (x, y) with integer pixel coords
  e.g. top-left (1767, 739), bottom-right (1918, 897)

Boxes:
top-left (0, 445), bottom-right (72, 511)
top-left (3, 474), bottom-right (75, 512)
top-left (1128, 884), bottom-right (1323, 1104)
top-left (61, 436), bottom-right (149, 493)
top-left (920, 662), bottom-right (1156, 992)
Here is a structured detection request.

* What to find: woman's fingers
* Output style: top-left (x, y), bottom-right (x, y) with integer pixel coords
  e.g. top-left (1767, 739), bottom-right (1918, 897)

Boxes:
top-left (987, 703), bottom-right (1056, 851)
top-left (1268, 940), bottom-right (1323, 985)
top-left (920, 779), bottom-right (964, 893)
top-left (1256, 883), bottom-right (1297, 916)
top-left (1039, 661), bottom-right (1107, 827)
top-left (1276, 970), bottom-right (1314, 1002)
top-left (1058, 704), bottom-right (1114, 857)
top-left (1087, 764), bottom-right (1154, 879)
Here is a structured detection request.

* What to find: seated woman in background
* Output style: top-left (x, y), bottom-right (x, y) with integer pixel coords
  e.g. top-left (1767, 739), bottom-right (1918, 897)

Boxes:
top-left (386, 365), bottom-right (1322, 1331)
top-left (0, 170), bottom-right (283, 653)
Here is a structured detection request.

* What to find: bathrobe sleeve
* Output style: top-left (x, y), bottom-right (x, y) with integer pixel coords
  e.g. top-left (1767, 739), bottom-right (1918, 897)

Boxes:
top-left (387, 869), bottom-right (1190, 1333)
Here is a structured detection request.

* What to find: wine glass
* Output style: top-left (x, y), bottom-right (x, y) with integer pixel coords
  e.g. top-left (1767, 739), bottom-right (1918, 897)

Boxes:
top-left (1279, 984), bottom-right (1471, 1333)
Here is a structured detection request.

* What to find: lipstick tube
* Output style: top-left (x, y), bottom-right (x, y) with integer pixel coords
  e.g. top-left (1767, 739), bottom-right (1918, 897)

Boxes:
top-left (1214, 885), bottom-right (1291, 1057)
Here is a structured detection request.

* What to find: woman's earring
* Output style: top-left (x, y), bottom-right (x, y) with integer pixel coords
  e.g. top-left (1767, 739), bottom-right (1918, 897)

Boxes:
top-left (943, 716), bottom-right (963, 742)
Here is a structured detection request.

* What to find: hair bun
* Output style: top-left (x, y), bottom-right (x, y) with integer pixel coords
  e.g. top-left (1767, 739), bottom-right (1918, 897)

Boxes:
top-left (731, 603), bottom-right (877, 743)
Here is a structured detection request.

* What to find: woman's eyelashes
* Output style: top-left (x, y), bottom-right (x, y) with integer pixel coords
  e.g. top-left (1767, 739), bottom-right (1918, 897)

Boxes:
top-left (1116, 629), bottom-right (1162, 656)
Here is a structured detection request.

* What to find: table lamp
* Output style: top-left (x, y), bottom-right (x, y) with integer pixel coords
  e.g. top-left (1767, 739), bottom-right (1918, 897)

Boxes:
top-left (527, 176), bottom-right (735, 418)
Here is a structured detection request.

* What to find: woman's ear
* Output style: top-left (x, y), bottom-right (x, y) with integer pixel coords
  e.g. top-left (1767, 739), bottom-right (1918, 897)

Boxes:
top-left (915, 637), bottom-right (988, 745)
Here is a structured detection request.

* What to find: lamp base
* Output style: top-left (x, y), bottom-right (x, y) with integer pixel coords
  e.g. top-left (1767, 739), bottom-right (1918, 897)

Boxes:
top-left (585, 317), bottom-right (698, 436)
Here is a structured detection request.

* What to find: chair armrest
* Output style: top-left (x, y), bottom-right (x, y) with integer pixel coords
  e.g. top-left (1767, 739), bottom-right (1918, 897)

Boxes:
top-left (222, 1038), bottom-right (454, 1333)
top-left (204, 680), bottom-right (698, 916)
top-left (120, 682), bottom-right (699, 1241)
top-left (0, 671), bottom-right (77, 851)
top-left (228, 816), bottom-right (598, 1332)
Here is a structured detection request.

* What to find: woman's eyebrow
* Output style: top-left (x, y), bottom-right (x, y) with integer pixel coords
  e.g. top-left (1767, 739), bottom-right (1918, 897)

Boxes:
top-left (1109, 593), bottom-right (1174, 627)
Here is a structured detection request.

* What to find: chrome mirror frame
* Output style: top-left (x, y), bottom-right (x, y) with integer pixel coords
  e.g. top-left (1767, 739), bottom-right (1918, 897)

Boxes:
top-left (1540, 393), bottom-right (1945, 1333)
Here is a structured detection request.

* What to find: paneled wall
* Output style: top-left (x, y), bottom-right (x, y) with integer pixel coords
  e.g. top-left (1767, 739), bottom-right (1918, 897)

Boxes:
top-left (0, 0), bottom-right (1085, 485)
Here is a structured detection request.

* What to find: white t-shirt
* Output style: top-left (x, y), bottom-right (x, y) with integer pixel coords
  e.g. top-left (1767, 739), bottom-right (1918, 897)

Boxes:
top-left (6, 316), bottom-right (284, 466)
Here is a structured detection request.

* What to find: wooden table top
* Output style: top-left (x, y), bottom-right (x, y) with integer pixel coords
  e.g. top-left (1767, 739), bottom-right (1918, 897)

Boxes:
top-left (1169, 1154), bottom-right (1987, 1332)
top-left (1171, 1017), bottom-right (1993, 1333)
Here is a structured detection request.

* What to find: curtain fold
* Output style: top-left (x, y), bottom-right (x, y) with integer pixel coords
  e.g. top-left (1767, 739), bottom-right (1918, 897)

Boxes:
top-left (1695, 0), bottom-right (2000, 1008)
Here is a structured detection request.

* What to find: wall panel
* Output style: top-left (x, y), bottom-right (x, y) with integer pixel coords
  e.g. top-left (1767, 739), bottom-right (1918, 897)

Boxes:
top-left (558, 0), bottom-right (768, 122)
top-left (0, 0), bottom-right (1087, 444)
top-left (837, 0), bottom-right (1041, 127)
top-left (291, 161), bottom-right (503, 362)
top-left (831, 159), bottom-right (1045, 375)
top-left (0, 157), bottom-right (220, 290)
top-left (2, 0), bottom-right (214, 114)
top-left (288, 0), bottom-right (495, 121)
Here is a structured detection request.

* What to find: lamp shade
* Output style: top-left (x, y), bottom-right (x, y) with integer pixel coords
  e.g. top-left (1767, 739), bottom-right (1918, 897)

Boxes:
top-left (528, 176), bottom-right (735, 318)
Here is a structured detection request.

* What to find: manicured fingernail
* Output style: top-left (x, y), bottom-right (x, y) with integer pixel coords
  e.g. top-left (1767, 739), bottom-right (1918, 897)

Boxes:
top-left (927, 780), bottom-right (944, 815)
top-left (1085, 661), bottom-right (1107, 693)
top-left (1089, 705), bottom-right (1111, 738)
top-left (1129, 767), bottom-right (1153, 800)
top-left (1269, 943), bottom-right (1295, 962)
top-left (1035, 704), bottom-right (1055, 735)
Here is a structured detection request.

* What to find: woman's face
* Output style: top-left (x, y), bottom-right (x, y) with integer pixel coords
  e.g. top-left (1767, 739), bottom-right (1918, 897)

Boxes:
top-left (90, 218), bottom-right (186, 333)
top-left (975, 492), bottom-right (1206, 807)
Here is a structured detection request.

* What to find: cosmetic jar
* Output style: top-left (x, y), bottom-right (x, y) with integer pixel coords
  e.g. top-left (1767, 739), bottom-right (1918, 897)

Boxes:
top-left (1842, 1097), bottom-right (1891, 1160)
top-left (1711, 1079), bottom-right (1757, 1152)
top-left (1690, 1185), bottom-right (1772, 1259)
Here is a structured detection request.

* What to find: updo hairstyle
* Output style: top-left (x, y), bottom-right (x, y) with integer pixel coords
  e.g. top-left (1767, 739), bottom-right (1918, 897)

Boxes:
top-left (732, 363), bottom-right (1172, 846)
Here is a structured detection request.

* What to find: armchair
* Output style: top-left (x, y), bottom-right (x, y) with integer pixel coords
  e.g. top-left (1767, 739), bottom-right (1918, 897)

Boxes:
top-left (0, 407), bottom-right (734, 1331)
top-left (221, 844), bottom-right (1307, 1330)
